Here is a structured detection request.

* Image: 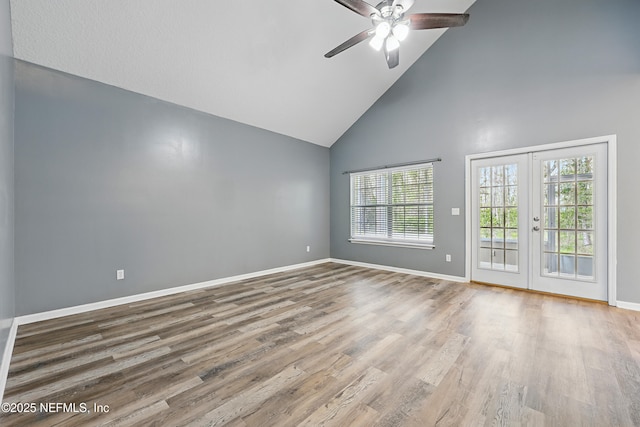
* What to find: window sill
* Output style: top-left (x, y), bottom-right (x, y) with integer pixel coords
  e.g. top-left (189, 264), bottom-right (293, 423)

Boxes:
top-left (348, 239), bottom-right (435, 250)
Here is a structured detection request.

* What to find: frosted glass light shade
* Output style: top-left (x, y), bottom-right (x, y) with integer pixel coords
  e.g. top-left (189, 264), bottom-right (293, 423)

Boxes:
top-left (392, 22), bottom-right (409, 41)
top-left (369, 34), bottom-right (385, 51)
top-left (375, 21), bottom-right (391, 38)
top-left (385, 35), bottom-right (400, 51)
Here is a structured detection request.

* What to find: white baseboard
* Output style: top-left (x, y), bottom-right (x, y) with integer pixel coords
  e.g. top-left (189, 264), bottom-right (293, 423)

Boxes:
top-left (616, 300), bottom-right (640, 312)
top-left (329, 258), bottom-right (467, 283)
top-left (0, 319), bottom-right (18, 404)
top-left (16, 258), bottom-right (331, 326)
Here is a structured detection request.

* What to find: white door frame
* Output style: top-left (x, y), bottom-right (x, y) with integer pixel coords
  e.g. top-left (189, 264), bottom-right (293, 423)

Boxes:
top-left (465, 135), bottom-right (617, 306)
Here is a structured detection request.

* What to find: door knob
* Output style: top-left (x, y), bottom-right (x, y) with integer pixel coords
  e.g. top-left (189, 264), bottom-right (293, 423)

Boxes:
top-left (532, 226), bottom-right (540, 231)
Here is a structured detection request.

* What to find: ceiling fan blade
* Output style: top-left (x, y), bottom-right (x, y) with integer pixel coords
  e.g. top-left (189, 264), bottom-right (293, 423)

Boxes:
top-left (332, 0), bottom-right (379, 18)
top-left (409, 13), bottom-right (469, 30)
top-left (325, 29), bottom-right (373, 58)
top-left (392, 0), bottom-right (415, 12)
top-left (384, 45), bottom-right (399, 69)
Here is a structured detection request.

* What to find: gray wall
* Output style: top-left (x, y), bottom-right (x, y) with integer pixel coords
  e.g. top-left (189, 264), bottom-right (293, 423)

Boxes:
top-left (15, 61), bottom-right (330, 315)
top-left (330, 0), bottom-right (640, 303)
top-left (0, 0), bottom-right (15, 367)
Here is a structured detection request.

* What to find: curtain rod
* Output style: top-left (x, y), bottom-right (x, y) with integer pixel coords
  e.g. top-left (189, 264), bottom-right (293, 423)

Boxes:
top-left (342, 158), bottom-right (442, 175)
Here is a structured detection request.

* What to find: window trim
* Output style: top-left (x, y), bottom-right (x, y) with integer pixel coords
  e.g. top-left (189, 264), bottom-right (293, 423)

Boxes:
top-left (349, 163), bottom-right (435, 249)
top-left (348, 238), bottom-right (435, 250)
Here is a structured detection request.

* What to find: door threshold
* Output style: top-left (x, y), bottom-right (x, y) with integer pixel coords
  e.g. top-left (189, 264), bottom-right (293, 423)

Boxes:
top-left (470, 280), bottom-right (608, 305)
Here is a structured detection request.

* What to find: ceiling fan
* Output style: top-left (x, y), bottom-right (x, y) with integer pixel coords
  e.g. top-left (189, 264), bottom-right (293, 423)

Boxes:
top-left (325, 0), bottom-right (469, 69)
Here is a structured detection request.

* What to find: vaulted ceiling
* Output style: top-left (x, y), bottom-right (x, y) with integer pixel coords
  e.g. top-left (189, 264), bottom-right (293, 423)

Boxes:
top-left (10, 0), bottom-right (475, 147)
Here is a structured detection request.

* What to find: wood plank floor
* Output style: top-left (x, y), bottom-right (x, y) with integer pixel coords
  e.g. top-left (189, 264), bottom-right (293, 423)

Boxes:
top-left (2, 262), bottom-right (640, 426)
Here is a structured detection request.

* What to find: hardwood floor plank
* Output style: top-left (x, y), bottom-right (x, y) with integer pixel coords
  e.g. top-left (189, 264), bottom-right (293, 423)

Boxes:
top-left (9, 333), bottom-right (103, 366)
top-left (103, 400), bottom-right (170, 427)
top-left (370, 378), bottom-right (435, 427)
top-left (191, 364), bottom-right (306, 427)
top-left (240, 368), bottom-right (340, 426)
top-left (415, 332), bottom-right (469, 386)
top-left (8, 335), bottom-right (161, 388)
top-left (298, 366), bottom-right (386, 426)
top-left (4, 347), bottom-right (172, 404)
top-left (96, 302), bottom-right (196, 328)
top-left (584, 365), bottom-right (635, 427)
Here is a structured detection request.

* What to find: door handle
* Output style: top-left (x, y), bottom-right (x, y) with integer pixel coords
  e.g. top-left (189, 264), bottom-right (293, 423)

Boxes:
top-left (532, 226), bottom-right (540, 231)
top-left (533, 216), bottom-right (540, 222)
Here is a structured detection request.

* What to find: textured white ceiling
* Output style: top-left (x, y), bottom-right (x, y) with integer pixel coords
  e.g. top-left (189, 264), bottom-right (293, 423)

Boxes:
top-left (10, 0), bottom-right (475, 147)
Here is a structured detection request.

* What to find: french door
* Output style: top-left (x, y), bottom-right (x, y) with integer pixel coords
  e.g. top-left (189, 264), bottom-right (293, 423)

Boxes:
top-left (471, 143), bottom-right (608, 301)
top-left (471, 154), bottom-right (529, 289)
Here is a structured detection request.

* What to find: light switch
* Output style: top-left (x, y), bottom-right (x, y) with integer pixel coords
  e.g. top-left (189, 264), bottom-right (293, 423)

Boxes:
top-left (451, 208), bottom-right (460, 216)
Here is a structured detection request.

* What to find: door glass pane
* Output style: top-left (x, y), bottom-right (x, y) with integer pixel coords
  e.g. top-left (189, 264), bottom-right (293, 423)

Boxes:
top-left (505, 250), bottom-right (518, 271)
top-left (480, 228), bottom-right (492, 248)
top-left (577, 182), bottom-right (593, 205)
top-left (544, 160), bottom-right (558, 182)
top-left (505, 208), bottom-right (518, 228)
top-left (544, 184), bottom-right (558, 206)
top-left (479, 248), bottom-right (492, 269)
top-left (559, 207), bottom-right (576, 229)
top-left (492, 249), bottom-right (505, 270)
top-left (479, 167), bottom-right (491, 187)
top-left (560, 254), bottom-right (576, 276)
top-left (492, 229), bottom-right (504, 249)
top-left (541, 156), bottom-right (595, 280)
top-left (505, 165), bottom-right (518, 185)
top-left (480, 187), bottom-right (491, 207)
top-left (544, 230), bottom-right (558, 251)
top-left (492, 187), bottom-right (504, 206)
top-left (492, 208), bottom-right (504, 227)
top-left (577, 232), bottom-right (594, 255)
top-left (544, 252), bottom-right (559, 276)
top-left (505, 186), bottom-right (517, 206)
top-left (559, 183), bottom-right (576, 205)
top-left (576, 156), bottom-right (594, 176)
top-left (559, 231), bottom-right (576, 253)
top-left (544, 207), bottom-right (557, 229)
top-left (577, 256), bottom-right (593, 278)
top-left (578, 206), bottom-right (593, 229)
top-left (492, 166), bottom-right (504, 186)
top-left (480, 208), bottom-right (492, 227)
top-left (560, 159), bottom-right (576, 176)
top-left (477, 164), bottom-right (519, 272)
top-left (506, 228), bottom-right (518, 243)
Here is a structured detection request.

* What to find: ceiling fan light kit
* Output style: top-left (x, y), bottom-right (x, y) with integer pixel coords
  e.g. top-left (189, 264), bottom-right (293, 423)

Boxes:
top-left (392, 21), bottom-right (410, 41)
top-left (385, 35), bottom-right (400, 52)
top-left (325, 0), bottom-right (469, 69)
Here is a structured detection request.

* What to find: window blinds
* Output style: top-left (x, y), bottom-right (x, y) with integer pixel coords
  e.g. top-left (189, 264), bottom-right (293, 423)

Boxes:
top-left (350, 163), bottom-right (434, 246)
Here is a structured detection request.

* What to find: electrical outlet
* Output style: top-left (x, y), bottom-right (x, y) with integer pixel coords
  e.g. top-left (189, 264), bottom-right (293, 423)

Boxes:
top-left (451, 208), bottom-right (460, 216)
top-left (306, 246), bottom-right (310, 253)
top-left (445, 254), bottom-right (452, 262)
top-left (116, 269), bottom-right (125, 280)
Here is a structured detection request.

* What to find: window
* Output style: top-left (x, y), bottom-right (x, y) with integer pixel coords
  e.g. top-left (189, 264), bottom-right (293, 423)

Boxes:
top-left (350, 163), bottom-right (434, 248)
